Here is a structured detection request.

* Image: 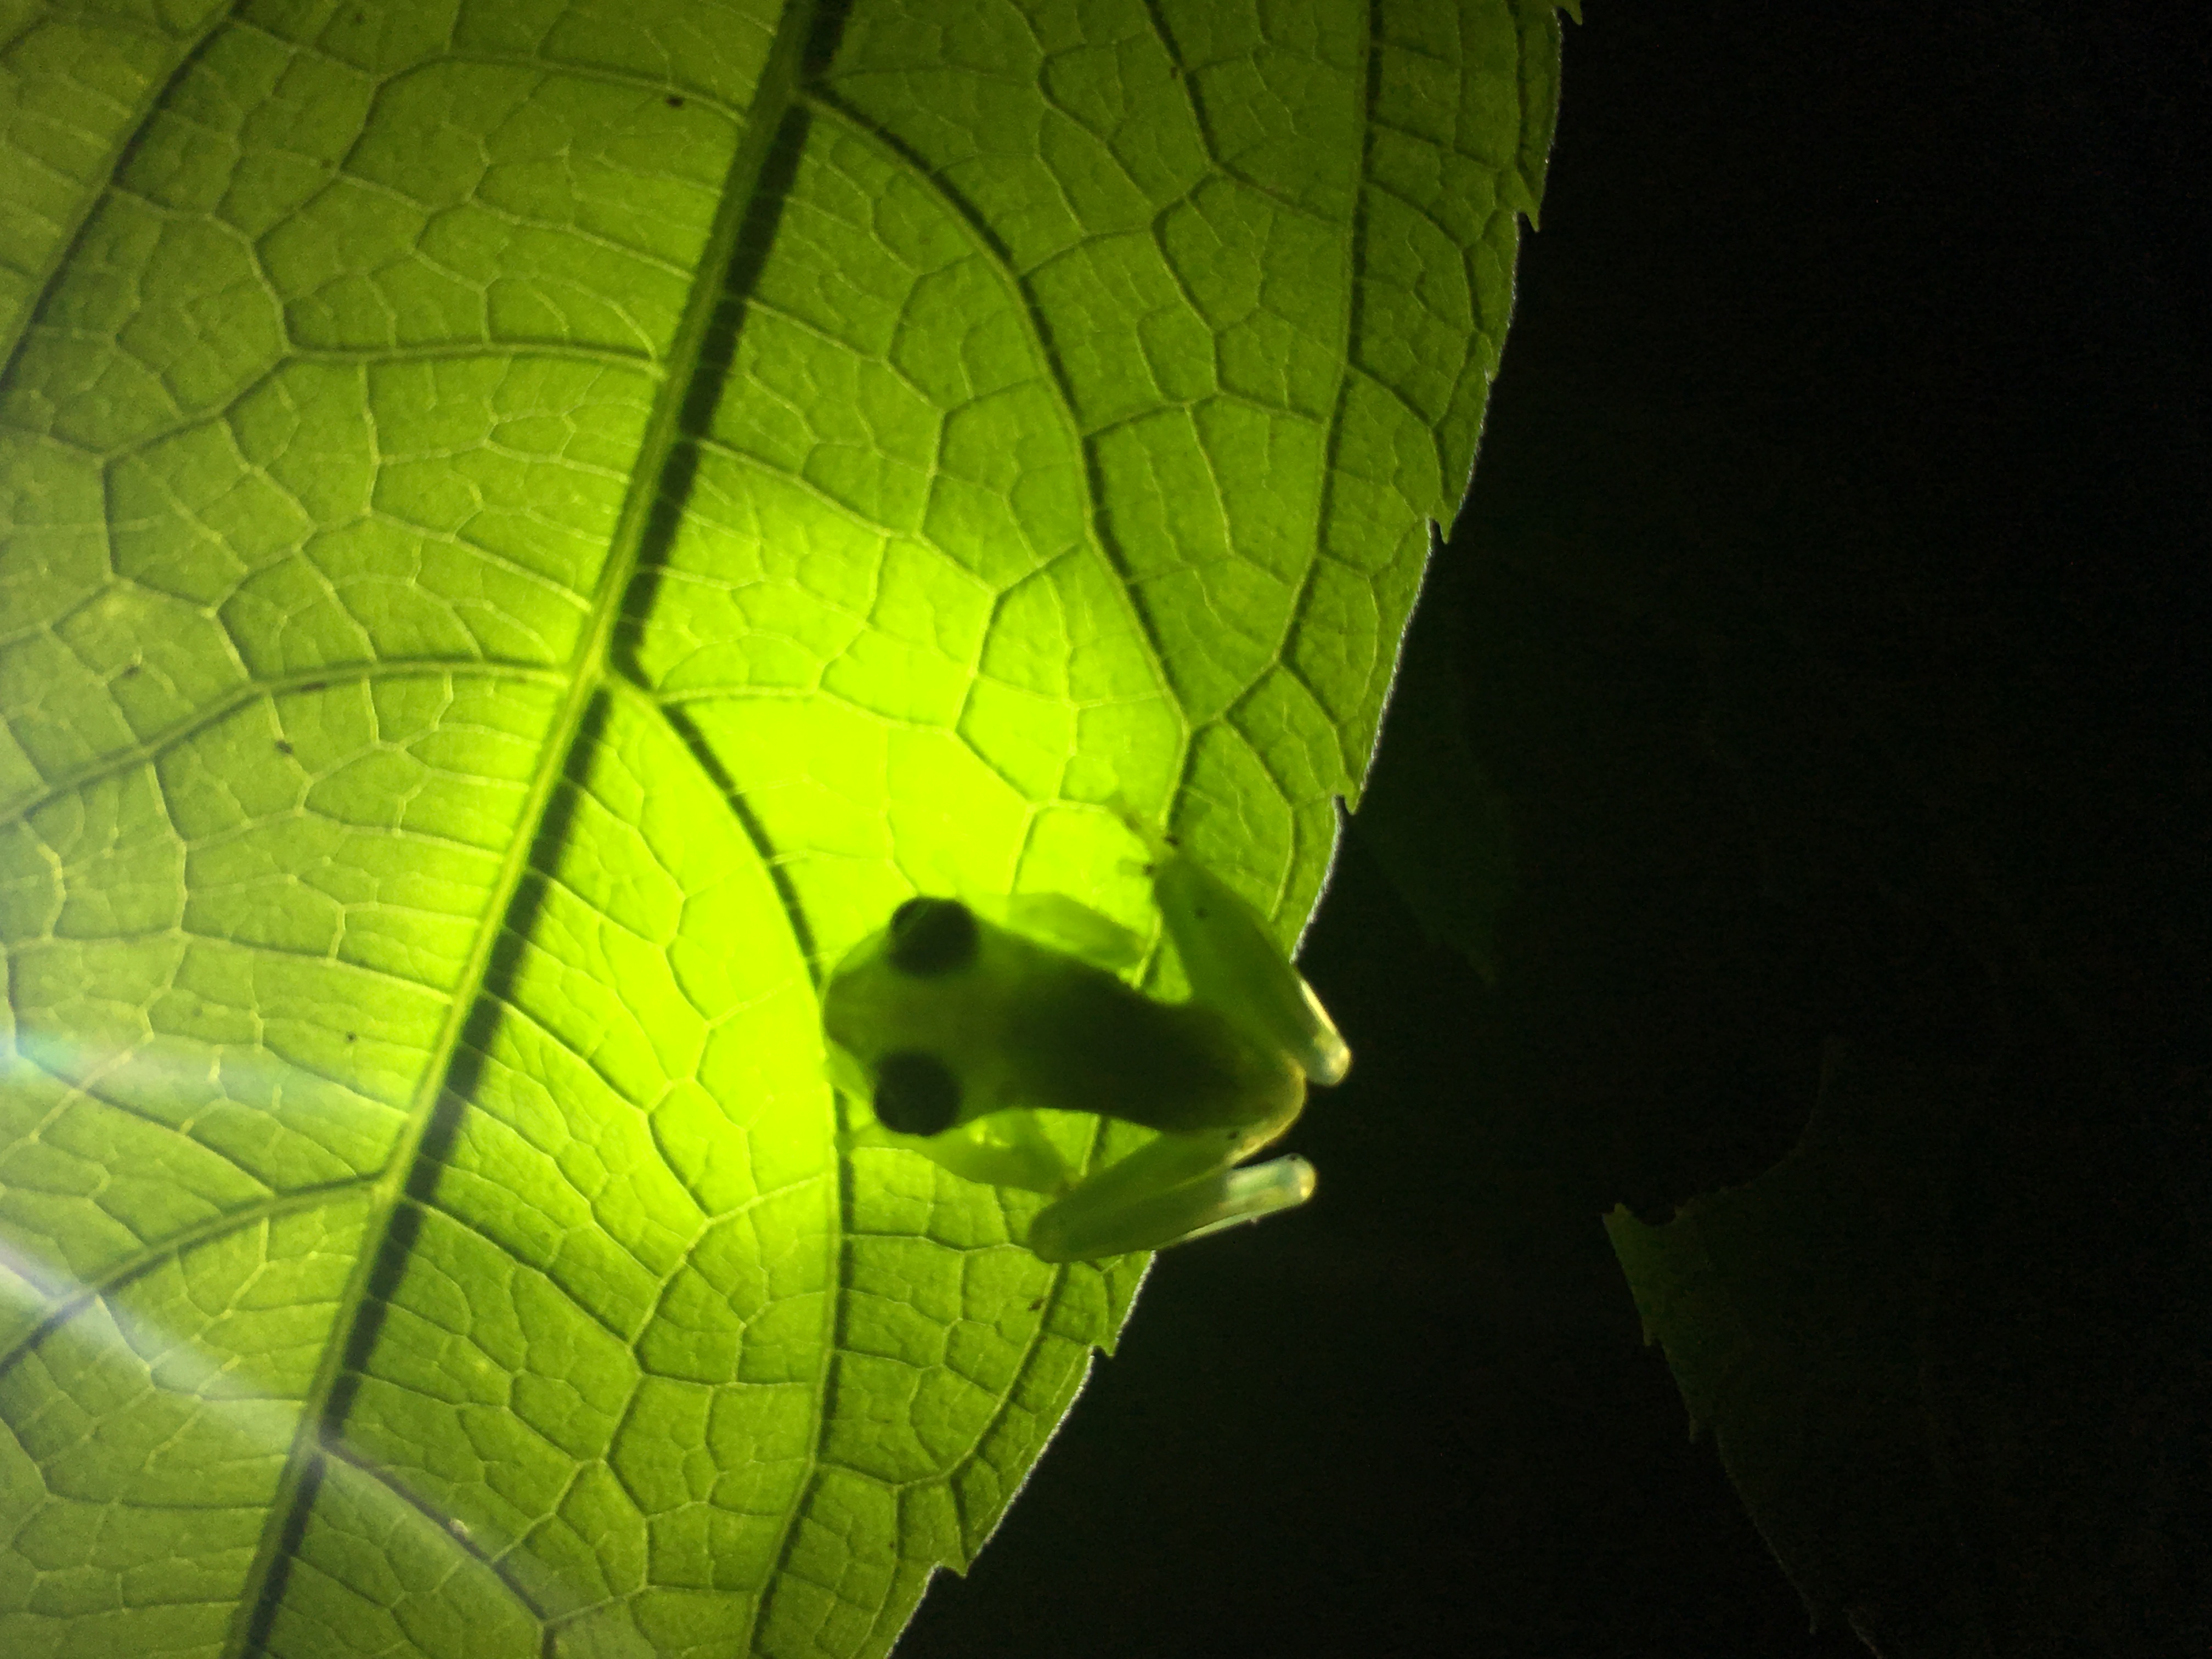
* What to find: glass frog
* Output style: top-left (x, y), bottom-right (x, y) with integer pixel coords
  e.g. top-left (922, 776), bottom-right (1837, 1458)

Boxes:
top-left (820, 821), bottom-right (1350, 1261)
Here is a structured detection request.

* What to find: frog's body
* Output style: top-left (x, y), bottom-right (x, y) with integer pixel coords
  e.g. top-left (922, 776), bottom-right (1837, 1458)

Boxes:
top-left (820, 825), bottom-right (1347, 1261)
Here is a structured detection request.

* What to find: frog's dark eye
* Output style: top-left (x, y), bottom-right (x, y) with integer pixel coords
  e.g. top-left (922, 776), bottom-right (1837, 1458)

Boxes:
top-left (887, 897), bottom-right (977, 977)
top-left (873, 1050), bottom-right (961, 1136)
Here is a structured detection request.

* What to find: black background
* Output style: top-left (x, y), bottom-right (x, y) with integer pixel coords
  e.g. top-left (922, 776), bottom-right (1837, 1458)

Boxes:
top-left (901, 3), bottom-right (2209, 1655)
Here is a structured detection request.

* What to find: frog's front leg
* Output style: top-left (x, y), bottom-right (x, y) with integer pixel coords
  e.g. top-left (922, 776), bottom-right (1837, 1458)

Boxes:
top-left (1025, 1128), bottom-right (1317, 1262)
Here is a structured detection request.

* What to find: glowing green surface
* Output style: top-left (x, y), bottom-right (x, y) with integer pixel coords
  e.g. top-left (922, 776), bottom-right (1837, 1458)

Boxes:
top-left (0, 1), bottom-right (1564, 1651)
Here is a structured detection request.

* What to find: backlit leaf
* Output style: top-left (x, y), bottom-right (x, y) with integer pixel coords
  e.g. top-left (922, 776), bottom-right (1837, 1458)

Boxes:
top-left (1, 1), bottom-right (1565, 1651)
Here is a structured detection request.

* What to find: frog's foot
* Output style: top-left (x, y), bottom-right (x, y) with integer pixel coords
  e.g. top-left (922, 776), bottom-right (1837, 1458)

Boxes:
top-left (1025, 1149), bottom-right (1316, 1262)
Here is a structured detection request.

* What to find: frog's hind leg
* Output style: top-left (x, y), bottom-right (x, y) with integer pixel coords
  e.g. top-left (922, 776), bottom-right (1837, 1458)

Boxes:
top-left (1025, 1132), bottom-right (1316, 1262)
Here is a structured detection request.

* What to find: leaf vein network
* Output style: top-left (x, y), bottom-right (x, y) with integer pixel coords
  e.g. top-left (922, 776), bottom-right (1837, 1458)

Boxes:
top-left (314, 1434), bottom-right (543, 1616)
top-left (1, 661), bottom-right (569, 826)
top-left (353, 47), bottom-right (749, 121)
top-left (391, 1192), bottom-right (644, 1351)
top-left (687, 433), bottom-right (910, 541)
top-left (0, 1181), bottom-right (372, 1384)
top-left (0, 11), bottom-right (229, 398)
top-left (794, 91), bottom-right (1177, 710)
top-left (1262, 0), bottom-right (1377, 810)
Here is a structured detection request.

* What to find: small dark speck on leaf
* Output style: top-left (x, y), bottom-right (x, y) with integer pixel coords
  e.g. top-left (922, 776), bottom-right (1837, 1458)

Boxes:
top-left (301, 680), bottom-right (328, 692)
top-left (274, 739), bottom-right (294, 755)
top-left (346, 1032), bottom-right (357, 1042)
top-left (120, 664), bottom-right (140, 679)
top-left (1028, 1298), bottom-right (1043, 1311)
top-left (667, 94), bottom-right (685, 108)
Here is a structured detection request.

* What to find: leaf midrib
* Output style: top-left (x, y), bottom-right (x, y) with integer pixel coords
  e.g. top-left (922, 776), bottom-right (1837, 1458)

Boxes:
top-left (220, 3), bottom-right (825, 1649)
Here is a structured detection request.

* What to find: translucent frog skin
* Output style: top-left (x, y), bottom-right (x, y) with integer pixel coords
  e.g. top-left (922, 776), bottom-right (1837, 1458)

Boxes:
top-left (820, 831), bottom-right (1350, 1262)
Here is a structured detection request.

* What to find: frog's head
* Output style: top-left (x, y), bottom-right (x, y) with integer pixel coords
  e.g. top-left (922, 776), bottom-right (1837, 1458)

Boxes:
top-left (822, 897), bottom-right (1079, 1196)
top-left (821, 898), bottom-right (1022, 1135)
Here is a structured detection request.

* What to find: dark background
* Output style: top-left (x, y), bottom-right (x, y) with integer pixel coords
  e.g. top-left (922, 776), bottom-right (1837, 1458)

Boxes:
top-left (902, 3), bottom-right (2209, 1655)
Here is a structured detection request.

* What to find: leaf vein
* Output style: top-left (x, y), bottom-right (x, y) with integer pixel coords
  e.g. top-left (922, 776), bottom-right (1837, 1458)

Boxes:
top-left (3, 661), bottom-right (570, 827)
top-left (0, 1181), bottom-right (375, 1384)
top-left (0, 0), bottom-right (235, 387)
top-left (797, 90), bottom-right (1187, 757)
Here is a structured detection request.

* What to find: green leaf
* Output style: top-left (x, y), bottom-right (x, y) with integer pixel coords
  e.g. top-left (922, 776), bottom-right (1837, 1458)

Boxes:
top-left (1, 1), bottom-right (1564, 1652)
top-left (1605, 1045), bottom-right (1983, 1652)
